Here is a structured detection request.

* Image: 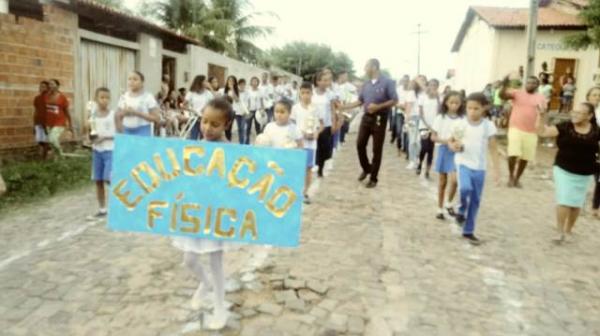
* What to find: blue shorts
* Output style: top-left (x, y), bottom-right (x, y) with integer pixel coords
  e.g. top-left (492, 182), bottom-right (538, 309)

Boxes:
top-left (92, 150), bottom-right (112, 181)
top-left (305, 148), bottom-right (315, 168)
top-left (124, 124), bottom-right (152, 136)
top-left (435, 144), bottom-right (456, 173)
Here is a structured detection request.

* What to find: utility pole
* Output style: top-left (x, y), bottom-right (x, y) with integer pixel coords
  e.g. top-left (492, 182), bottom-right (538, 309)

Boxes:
top-left (525, 0), bottom-right (539, 80)
top-left (413, 24), bottom-right (428, 75)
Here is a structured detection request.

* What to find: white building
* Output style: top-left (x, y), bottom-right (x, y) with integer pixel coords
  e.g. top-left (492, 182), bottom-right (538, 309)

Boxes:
top-left (451, 0), bottom-right (597, 109)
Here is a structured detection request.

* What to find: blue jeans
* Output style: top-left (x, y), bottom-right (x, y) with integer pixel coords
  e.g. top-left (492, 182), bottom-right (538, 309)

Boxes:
top-left (395, 112), bottom-right (405, 150)
top-left (235, 115), bottom-right (246, 144)
top-left (266, 106), bottom-right (274, 124)
top-left (245, 110), bottom-right (261, 144)
top-left (458, 165), bottom-right (486, 235)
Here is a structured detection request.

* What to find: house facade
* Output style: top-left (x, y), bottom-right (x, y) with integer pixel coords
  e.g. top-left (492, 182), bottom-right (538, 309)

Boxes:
top-left (0, 0), bottom-right (299, 154)
top-left (451, 0), bottom-right (597, 109)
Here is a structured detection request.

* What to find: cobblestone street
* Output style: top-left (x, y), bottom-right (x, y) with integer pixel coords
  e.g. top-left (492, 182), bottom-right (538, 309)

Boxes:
top-left (1, 134), bottom-right (600, 336)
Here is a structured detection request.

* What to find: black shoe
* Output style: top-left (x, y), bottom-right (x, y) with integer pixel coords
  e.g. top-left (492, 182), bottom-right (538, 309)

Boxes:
top-left (446, 207), bottom-right (457, 217)
top-left (416, 168), bottom-right (422, 176)
top-left (358, 172), bottom-right (369, 182)
top-left (365, 180), bottom-right (377, 188)
top-left (462, 234), bottom-right (481, 245)
top-left (303, 195), bottom-right (311, 204)
top-left (436, 213), bottom-right (445, 220)
top-left (425, 172), bottom-right (430, 180)
top-left (455, 214), bottom-right (466, 226)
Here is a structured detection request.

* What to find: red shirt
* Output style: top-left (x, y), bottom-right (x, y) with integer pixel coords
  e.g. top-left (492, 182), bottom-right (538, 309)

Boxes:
top-left (44, 93), bottom-right (69, 127)
top-left (33, 93), bottom-right (47, 125)
top-left (508, 90), bottom-right (545, 133)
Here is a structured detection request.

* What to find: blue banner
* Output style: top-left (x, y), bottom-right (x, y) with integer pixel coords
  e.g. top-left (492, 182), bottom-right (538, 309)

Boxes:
top-left (107, 135), bottom-right (305, 247)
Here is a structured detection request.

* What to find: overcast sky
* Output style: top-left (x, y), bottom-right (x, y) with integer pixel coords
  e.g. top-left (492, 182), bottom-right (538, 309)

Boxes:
top-left (124, 0), bottom-right (530, 79)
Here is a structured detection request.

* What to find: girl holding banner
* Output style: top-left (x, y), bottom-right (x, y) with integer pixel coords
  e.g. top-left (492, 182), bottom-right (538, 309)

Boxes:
top-left (171, 98), bottom-right (235, 330)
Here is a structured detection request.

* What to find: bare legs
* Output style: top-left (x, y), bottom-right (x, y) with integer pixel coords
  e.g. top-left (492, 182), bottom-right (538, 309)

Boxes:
top-left (437, 172), bottom-right (458, 216)
top-left (555, 205), bottom-right (581, 243)
top-left (508, 156), bottom-right (528, 188)
top-left (95, 181), bottom-right (106, 210)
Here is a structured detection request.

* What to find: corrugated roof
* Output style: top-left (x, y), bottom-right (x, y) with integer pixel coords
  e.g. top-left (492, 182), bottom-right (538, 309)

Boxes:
top-left (451, 6), bottom-right (586, 52)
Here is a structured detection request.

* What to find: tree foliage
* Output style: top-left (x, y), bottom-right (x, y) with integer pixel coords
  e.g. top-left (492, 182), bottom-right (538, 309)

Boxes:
top-left (563, 0), bottom-right (600, 50)
top-left (268, 41), bottom-right (354, 80)
top-left (121, 0), bottom-right (274, 64)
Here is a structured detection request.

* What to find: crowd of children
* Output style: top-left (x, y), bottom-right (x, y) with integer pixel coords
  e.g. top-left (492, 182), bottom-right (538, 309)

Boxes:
top-left (41, 59), bottom-right (596, 328)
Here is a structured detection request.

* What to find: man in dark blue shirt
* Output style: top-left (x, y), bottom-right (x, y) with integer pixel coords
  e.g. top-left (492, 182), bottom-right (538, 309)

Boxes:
top-left (341, 59), bottom-right (398, 188)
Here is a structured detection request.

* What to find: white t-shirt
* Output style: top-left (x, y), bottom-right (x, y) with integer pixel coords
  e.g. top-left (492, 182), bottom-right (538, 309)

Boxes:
top-left (185, 90), bottom-right (213, 117)
top-left (260, 83), bottom-right (274, 108)
top-left (312, 89), bottom-right (336, 127)
top-left (404, 90), bottom-right (418, 118)
top-left (336, 82), bottom-right (357, 103)
top-left (454, 118), bottom-right (497, 171)
top-left (291, 103), bottom-right (322, 150)
top-left (419, 95), bottom-right (439, 130)
top-left (118, 91), bottom-right (158, 128)
top-left (246, 88), bottom-right (263, 111)
top-left (397, 87), bottom-right (407, 105)
top-left (432, 114), bottom-right (464, 143)
top-left (91, 109), bottom-right (116, 151)
top-left (262, 122), bottom-right (303, 149)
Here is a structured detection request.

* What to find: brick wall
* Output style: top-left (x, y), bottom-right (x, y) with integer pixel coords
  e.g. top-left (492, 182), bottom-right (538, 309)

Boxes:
top-left (0, 4), bottom-right (76, 153)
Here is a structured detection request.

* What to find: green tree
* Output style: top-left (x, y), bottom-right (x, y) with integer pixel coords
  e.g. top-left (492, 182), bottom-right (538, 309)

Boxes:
top-left (138, 0), bottom-right (273, 63)
top-left (210, 0), bottom-right (276, 63)
top-left (269, 42), bottom-right (354, 79)
top-left (563, 0), bottom-right (600, 50)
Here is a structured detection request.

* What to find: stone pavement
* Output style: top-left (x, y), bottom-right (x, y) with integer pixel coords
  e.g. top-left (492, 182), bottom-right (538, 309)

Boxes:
top-left (1, 133), bottom-right (600, 336)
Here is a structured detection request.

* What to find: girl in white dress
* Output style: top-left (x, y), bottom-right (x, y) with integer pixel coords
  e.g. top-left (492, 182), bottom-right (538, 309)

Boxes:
top-left (171, 98), bottom-right (235, 330)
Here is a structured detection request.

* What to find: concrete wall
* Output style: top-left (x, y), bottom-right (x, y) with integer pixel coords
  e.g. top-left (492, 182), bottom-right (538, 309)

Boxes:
top-left (189, 45), bottom-right (301, 86)
top-left (453, 17), bottom-right (496, 94)
top-left (454, 18), bottom-right (600, 105)
top-left (492, 29), bottom-right (599, 104)
top-left (0, 4), bottom-right (77, 151)
top-left (137, 33), bottom-right (163, 96)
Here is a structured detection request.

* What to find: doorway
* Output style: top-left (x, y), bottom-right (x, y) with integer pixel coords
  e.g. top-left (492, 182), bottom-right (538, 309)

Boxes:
top-left (162, 56), bottom-right (176, 91)
top-left (208, 63), bottom-right (227, 89)
top-left (550, 58), bottom-right (576, 111)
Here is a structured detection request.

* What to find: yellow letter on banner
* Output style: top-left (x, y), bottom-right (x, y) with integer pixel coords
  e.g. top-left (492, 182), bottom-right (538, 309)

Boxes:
top-left (183, 145), bottom-right (205, 176)
top-left (266, 186), bottom-right (297, 218)
top-left (239, 210), bottom-right (258, 240)
top-left (147, 200), bottom-right (168, 229)
top-left (154, 148), bottom-right (181, 181)
top-left (215, 208), bottom-right (236, 238)
top-left (113, 179), bottom-right (143, 210)
top-left (180, 203), bottom-right (201, 234)
top-left (206, 148), bottom-right (226, 178)
top-left (227, 157), bottom-right (256, 189)
top-left (131, 161), bottom-right (161, 194)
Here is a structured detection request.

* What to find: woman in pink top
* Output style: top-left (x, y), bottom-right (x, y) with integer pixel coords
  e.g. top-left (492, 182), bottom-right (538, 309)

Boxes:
top-left (500, 75), bottom-right (546, 188)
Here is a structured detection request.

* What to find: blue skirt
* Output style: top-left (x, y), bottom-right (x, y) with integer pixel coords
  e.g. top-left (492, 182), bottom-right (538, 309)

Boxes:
top-left (435, 145), bottom-right (456, 173)
top-left (553, 166), bottom-right (592, 208)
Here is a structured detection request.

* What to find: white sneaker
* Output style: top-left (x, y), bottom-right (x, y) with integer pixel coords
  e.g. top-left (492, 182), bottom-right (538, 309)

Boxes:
top-left (406, 162), bottom-right (416, 170)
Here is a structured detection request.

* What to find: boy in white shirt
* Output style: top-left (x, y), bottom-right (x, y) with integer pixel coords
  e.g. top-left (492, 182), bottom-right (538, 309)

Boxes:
top-left (448, 92), bottom-right (500, 245)
top-left (291, 82), bottom-right (324, 204)
top-left (85, 87), bottom-right (116, 219)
